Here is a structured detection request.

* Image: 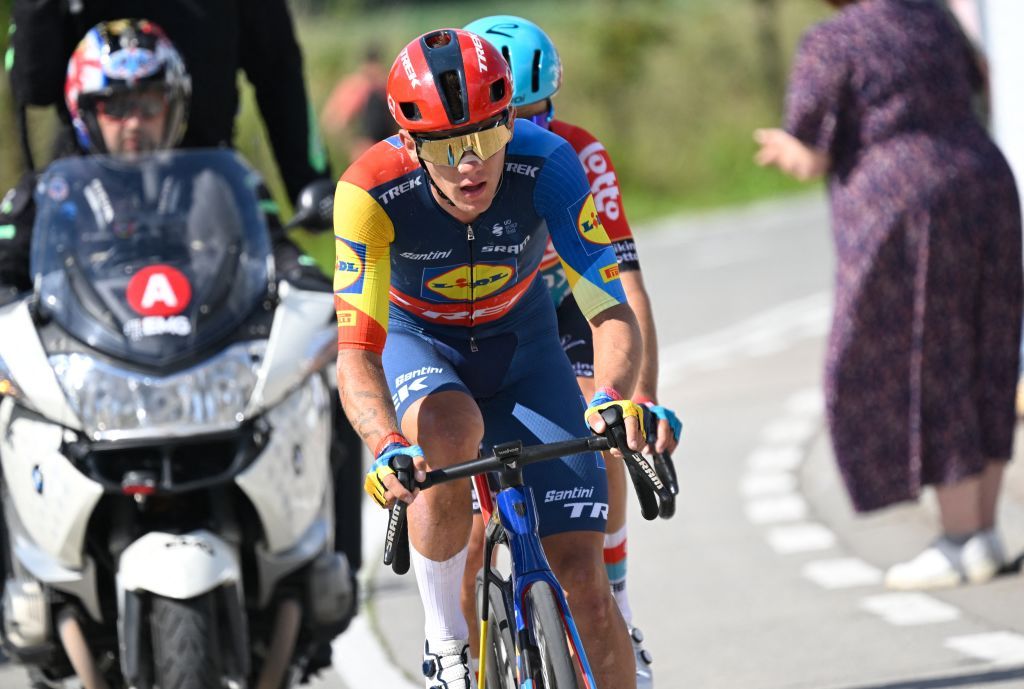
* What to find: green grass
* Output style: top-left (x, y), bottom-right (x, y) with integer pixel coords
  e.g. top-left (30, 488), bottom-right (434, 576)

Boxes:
top-left (0, 0), bottom-right (830, 270)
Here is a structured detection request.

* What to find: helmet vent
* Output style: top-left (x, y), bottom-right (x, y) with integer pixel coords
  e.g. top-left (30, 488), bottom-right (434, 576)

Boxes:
top-left (424, 31), bottom-right (454, 49)
top-left (400, 102), bottom-right (422, 121)
top-left (531, 50), bottom-right (542, 94)
top-left (490, 78), bottom-right (507, 104)
top-left (501, 46), bottom-right (512, 66)
top-left (440, 71), bottom-right (466, 122)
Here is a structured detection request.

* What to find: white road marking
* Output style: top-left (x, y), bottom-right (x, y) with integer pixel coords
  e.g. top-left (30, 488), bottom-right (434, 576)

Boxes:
top-left (747, 446), bottom-right (803, 472)
top-left (784, 388), bottom-right (825, 417)
top-left (859, 593), bottom-right (961, 626)
top-left (759, 417), bottom-right (819, 445)
top-left (739, 472), bottom-right (798, 497)
top-left (801, 558), bottom-right (883, 589)
top-left (945, 632), bottom-right (1024, 665)
top-left (766, 523), bottom-right (837, 554)
top-left (745, 495), bottom-right (808, 524)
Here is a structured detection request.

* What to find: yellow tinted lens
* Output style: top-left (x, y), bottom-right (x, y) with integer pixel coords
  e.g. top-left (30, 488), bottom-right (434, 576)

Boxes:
top-left (418, 125), bottom-right (512, 166)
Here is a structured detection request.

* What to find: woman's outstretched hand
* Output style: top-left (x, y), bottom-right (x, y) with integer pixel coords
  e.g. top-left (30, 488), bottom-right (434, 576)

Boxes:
top-left (754, 128), bottom-right (830, 181)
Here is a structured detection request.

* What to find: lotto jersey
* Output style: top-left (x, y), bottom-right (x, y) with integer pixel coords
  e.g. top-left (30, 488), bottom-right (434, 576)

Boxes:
top-left (539, 120), bottom-right (639, 308)
top-left (332, 119), bottom-right (627, 354)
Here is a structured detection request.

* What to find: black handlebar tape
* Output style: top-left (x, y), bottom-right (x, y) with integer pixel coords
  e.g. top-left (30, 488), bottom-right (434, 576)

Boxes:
top-left (383, 454), bottom-right (414, 575)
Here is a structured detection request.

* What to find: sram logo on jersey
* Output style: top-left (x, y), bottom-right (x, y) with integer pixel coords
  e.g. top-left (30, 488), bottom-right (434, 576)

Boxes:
top-left (572, 193), bottom-right (611, 253)
top-left (481, 234), bottom-right (532, 255)
top-left (334, 238), bottom-right (367, 294)
top-left (422, 262), bottom-right (516, 302)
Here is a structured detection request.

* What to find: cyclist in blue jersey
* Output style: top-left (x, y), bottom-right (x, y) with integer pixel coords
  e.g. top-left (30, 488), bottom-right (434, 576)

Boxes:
top-left (334, 29), bottom-right (648, 688)
top-left (461, 15), bottom-right (682, 688)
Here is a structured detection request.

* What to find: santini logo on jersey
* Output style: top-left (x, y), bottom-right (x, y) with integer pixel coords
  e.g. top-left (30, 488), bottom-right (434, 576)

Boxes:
top-left (400, 249), bottom-right (453, 261)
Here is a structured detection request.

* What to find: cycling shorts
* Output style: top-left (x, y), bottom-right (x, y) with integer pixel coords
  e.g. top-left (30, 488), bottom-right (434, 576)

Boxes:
top-left (382, 319), bottom-right (608, 537)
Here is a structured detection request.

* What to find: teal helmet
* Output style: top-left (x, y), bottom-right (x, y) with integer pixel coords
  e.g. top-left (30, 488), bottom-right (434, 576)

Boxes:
top-left (463, 16), bottom-right (562, 107)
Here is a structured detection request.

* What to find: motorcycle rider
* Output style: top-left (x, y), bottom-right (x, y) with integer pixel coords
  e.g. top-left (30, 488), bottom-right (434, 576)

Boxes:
top-left (460, 15), bottom-right (682, 687)
top-left (0, 18), bottom-right (327, 302)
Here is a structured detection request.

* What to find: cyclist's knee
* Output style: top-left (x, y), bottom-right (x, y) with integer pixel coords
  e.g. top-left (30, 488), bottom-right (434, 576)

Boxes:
top-left (405, 391), bottom-right (482, 461)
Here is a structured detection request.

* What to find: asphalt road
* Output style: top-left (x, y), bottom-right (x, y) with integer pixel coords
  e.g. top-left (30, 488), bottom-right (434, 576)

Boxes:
top-left (4, 193), bottom-right (1022, 688)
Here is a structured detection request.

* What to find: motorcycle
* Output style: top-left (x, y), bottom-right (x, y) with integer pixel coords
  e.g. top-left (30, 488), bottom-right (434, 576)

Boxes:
top-left (0, 150), bottom-right (353, 689)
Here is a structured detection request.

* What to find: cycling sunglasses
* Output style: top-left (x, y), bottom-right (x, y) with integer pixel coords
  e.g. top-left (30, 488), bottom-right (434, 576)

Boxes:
top-left (414, 110), bottom-right (512, 167)
top-left (95, 91), bottom-right (167, 121)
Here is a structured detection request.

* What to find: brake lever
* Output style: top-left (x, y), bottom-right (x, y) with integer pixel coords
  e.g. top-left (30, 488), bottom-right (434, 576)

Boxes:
top-left (599, 406), bottom-right (668, 521)
top-left (382, 454), bottom-right (413, 575)
top-left (652, 452), bottom-right (677, 519)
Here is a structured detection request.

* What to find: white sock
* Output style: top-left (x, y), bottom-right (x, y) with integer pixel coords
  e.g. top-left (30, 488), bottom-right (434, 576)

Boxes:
top-left (604, 524), bottom-right (632, 625)
top-left (412, 543), bottom-right (470, 645)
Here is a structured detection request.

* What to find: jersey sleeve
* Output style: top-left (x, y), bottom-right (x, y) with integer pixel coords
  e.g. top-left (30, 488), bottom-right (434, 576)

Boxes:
top-left (333, 180), bottom-right (394, 353)
top-left (571, 131), bottom-right (640, 273)
top-left (533, 142), bottom-right (627, 321)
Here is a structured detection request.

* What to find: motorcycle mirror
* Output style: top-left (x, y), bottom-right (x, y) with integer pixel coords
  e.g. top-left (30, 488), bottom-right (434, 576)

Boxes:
top-left (285, 179), bottom-right (336, 232)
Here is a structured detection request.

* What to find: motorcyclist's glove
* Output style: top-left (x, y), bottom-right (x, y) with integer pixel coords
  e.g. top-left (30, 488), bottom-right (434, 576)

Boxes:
top-left (364, 434), bottom-right (424, 508)
top-left (583, 387), bottom-right (651, 442)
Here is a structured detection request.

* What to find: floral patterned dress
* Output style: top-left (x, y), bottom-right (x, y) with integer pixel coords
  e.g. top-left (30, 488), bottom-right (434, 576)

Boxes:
top-left (785, 0), bottom-right (1022, 512)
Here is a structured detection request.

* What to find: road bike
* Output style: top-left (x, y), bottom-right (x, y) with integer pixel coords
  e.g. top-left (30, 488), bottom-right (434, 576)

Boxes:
top-left (382, 406), bottom-right (676, 688)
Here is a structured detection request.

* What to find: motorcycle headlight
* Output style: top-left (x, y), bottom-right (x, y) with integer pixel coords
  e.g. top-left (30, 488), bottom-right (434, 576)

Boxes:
top-left (50, 342), bottom-right (265, 442)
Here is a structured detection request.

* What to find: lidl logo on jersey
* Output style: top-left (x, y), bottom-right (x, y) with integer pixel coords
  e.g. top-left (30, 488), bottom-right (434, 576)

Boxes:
top-left (334, 238), bottom-right (367, 293)
top-left (572, 193), bottom-right (611, 254)
top-left (422, 261), bottom-right (516, 302)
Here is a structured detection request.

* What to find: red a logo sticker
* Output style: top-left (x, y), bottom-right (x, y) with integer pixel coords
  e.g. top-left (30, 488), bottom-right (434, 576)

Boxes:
top-left (126, 265), bottom-right (192, 316)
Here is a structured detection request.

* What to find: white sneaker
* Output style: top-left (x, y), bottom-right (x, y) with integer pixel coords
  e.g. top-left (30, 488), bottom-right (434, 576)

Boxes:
top-left (422, 639), bottom-right (474, 689)
top-left (630, 626), bottom-right (654, 689)
top-left (884, 532), bottom-right (1001, 590)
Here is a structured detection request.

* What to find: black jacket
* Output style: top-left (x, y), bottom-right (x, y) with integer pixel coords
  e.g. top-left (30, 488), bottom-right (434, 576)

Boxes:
top-left (8, 0), bottom-right (330, 202)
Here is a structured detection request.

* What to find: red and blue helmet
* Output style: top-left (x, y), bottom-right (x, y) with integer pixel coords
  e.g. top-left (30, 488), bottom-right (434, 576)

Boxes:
top-left (65, 19), bottom-right (191, 153)
top-left (386, 28), bottom-right (512, 133)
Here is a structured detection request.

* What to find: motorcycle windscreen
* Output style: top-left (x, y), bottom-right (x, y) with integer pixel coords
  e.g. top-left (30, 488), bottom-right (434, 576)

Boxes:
top-left (30, 149), bottom-right (272, 368)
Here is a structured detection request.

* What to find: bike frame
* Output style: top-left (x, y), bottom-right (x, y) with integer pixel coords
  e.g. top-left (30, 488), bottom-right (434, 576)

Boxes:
top-left (474, 466), bottom-right (597, 688)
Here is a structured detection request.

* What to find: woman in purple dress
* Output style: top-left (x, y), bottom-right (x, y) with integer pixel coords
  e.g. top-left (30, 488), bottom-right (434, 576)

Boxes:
top-left (755, 0), bottom-right (1021, 590)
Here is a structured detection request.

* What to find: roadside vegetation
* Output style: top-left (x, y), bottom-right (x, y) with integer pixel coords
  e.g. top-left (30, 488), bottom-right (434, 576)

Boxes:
top-left (1, 0), bottom-right (828, 267)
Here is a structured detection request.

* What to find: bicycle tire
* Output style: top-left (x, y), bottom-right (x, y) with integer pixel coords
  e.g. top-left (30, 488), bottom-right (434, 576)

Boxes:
top-left (526, 583), bottom-right (581, 689)
top-left (476, 569), bottom-right (517, 689)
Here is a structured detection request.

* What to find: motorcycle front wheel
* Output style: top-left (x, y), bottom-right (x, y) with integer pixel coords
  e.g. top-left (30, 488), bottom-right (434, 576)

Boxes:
top-left (150, 594), bottom-right (222, 689)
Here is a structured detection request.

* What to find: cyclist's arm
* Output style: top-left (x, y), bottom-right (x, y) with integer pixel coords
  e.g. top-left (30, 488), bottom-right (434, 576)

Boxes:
top-left (535, 143), bottom-right (643, 447)
top-left (620, 270), bottom-right (659, 402)
top-left (332, 180), bottom-right (400, 454)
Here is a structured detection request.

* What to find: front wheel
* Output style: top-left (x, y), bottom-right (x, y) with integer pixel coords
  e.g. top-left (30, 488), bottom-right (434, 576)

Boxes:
top-left (526, 584), bottom-right (581, 689)
top-left (476, 569), bottom-right (516, 689)
top-left (150, 594), bottom-right (222, 689)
